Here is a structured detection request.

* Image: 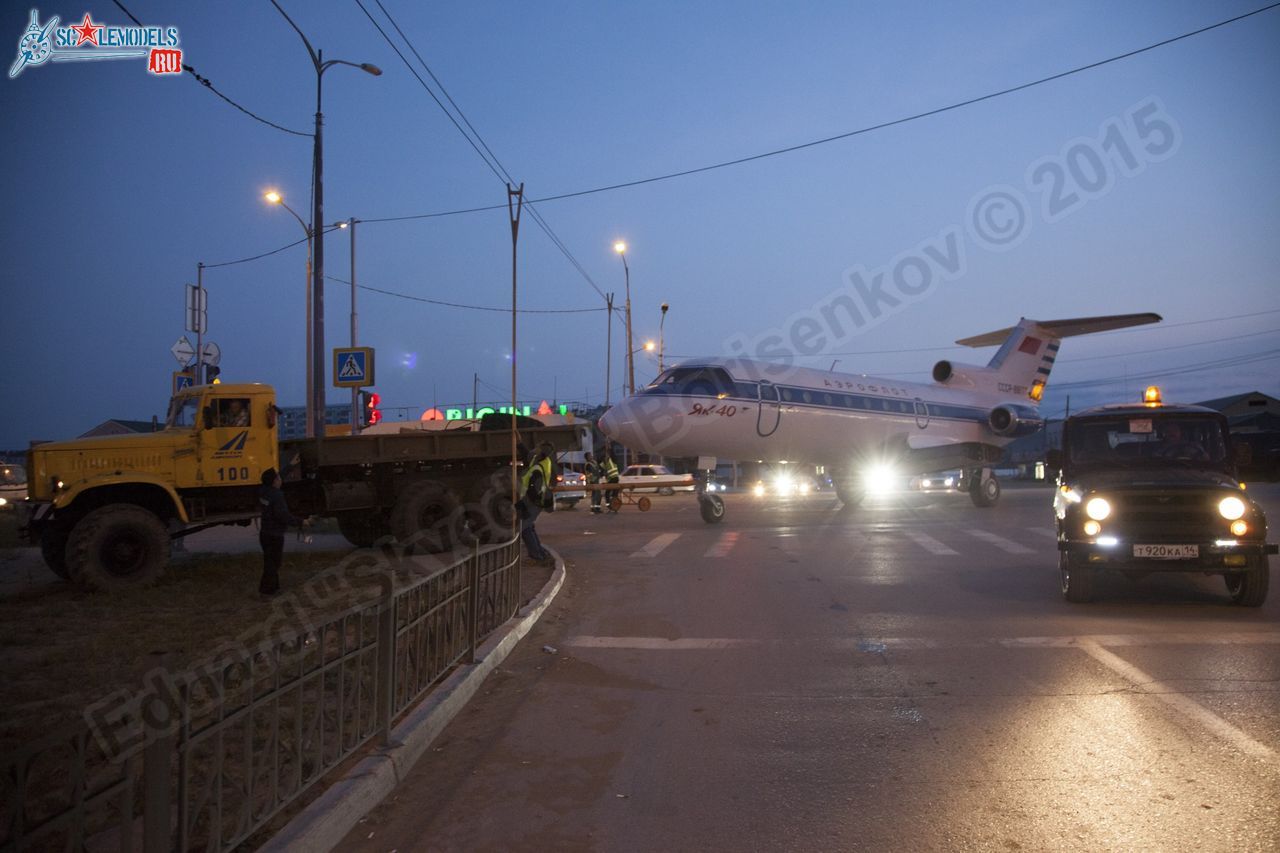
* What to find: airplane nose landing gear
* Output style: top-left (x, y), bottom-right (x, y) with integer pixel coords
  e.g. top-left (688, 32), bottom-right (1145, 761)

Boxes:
top-left (966, 467), bottom-right (1001, 507)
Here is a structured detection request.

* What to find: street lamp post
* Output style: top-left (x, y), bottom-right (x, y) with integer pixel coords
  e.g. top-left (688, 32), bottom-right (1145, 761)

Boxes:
top-left (659, 302), bottom-right (669, 374)
top-left (613, 241), bottom-right (634, 396)
top-left (270, 0), bottom-right (381, 438)
top-left (264, 190), bottom-right (315, 436)
top-left (346, 217), bottom-right (358, 431)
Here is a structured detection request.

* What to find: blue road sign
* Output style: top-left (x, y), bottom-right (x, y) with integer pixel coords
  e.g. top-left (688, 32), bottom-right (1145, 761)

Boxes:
top-left (173, 370), bottom-right (194, 396)
top-left (333, 347), bottom-right (375, 388)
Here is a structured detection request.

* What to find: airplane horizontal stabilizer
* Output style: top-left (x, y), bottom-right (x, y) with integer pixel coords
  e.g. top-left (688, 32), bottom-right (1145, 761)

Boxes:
top-left (955, 312), bottom-right (1162, 348)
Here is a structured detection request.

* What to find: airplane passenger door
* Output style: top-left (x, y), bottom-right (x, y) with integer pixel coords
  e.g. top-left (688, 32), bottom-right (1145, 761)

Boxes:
top-left (757, 382), bottom-right (781, 437)
top-left (913, 398), bottom-right (930, 429)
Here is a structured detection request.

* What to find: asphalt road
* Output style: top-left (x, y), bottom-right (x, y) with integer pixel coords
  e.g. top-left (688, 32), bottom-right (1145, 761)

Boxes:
top-left (342, 483), bottom-right (1280, 852)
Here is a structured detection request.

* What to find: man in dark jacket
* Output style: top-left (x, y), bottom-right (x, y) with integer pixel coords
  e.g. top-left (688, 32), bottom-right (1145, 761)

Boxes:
top-left (258, 468), bottom-right (308, 596)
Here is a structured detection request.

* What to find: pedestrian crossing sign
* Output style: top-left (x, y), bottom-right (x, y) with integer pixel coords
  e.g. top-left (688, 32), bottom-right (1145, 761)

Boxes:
top-left (333, 347), bottom-right (375, 388)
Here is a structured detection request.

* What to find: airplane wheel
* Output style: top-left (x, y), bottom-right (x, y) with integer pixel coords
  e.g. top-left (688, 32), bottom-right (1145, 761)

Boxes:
top-left (835, 481), bottom-right (863, 508)
top-left (969, 475), bottom-right (1000, 508)
top-left (699, 494), bottom-right (725, 524)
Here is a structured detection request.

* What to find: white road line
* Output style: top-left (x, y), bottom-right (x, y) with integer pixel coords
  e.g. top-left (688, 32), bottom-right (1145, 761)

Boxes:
top-left (1078, 640), bottom-right (1275, 761)
top-left (704, 531), bottom-right (740, 558)
top-left (904, 530), bottom-right (959, 556)
top-left (563, 633), bottom-right (1280, 651)
top-left (966, 529), bottom-right (1036, 555)
top-left (1026, 527), bottom-right (1058, 539)
top-left (630, 532), bottom-right (681, 558)
top-left (565, 636), bottom-right (753, 650)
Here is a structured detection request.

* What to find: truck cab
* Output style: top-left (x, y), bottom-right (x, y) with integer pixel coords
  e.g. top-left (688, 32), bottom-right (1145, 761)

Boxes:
top-left (23, 384), bottom-right (280, 589)
top-left (1051, 386), bottom-right (1275, 605)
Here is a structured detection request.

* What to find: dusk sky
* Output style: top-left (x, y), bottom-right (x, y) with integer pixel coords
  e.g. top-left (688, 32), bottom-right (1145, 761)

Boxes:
top-left (2, 1), bottom-right (1277, 448)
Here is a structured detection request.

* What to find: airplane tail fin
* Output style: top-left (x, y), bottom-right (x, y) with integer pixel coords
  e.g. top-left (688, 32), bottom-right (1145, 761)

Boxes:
top-left (937, 312), bottom-right (1161, 403)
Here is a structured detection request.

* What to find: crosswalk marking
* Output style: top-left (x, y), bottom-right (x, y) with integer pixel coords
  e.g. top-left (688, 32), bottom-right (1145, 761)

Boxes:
top-left (904, 530), bottom-right (959, 555)
top-left (966, 529), bottom-right (1036, 555)
top-left (704, 531), bottom-right (739, 558)
top-left (1026, 527), bottom-right (1058, 539)
top-left (631, 533), bottom-right (681, 558)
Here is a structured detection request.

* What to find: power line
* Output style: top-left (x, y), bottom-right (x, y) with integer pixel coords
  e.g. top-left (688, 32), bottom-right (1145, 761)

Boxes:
top-left (110, 0), bottom-right (312, 138)
top-left (361, 2), bottom-right (1280, 222)
top-left (324, 274), bottom-right (605, 313)
top-left (355, 0), bottom-right (608, 301)
top-left (202, 224), bottom-right (344, 269)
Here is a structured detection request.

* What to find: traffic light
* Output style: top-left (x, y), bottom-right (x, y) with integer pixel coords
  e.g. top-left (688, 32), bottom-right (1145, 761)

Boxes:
top-left (360, 391), bottom-right (381, 427)
top-left (206, 365), bottom-right (221, 384)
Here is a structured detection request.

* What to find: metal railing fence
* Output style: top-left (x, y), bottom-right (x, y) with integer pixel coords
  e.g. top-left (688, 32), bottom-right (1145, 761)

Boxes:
top-left (1, 537), bottom-right (523, 852)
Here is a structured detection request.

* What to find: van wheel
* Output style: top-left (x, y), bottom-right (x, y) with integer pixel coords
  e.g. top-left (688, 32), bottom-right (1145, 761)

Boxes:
top-left (391, 483), bottom-right (463, 553)
top-left (1060, 551), bottom-right (1095, 603)
top-left (699, 493), bottom-right (725, 524)
top-left (1225, 556), bottom-right (1269, 607)
top-left (67, 505), bottom-right (169, 591)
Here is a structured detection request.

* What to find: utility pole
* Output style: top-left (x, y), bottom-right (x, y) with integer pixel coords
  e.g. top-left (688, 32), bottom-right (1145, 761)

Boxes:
top-left (605, 293), bottom-right (614, 406)
top-left (348, 217), bottom-right (359, 432)
top-left (194, 263), bottom-right (205, 385)
top-left (473, 372), bottom-right (478, 417)
top-left (508, 184), bottom-right (524, 522)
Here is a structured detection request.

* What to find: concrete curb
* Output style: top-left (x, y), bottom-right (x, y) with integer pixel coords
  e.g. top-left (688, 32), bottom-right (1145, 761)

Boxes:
top-left (261, 550), bottom-right (566, 852)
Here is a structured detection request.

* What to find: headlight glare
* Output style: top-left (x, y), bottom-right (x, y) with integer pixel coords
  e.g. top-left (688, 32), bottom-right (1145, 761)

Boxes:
top-left (1085, 497), bottom-right (1111, 521)
top-left (1218, 496), bottom-right (1245, 520)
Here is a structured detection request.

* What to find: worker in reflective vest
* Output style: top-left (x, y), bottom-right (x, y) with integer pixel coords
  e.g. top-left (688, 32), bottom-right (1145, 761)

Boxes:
top-left (519, 442), bottom-right (555, 561)
top-left (601, 451), bottom-right (620, 514)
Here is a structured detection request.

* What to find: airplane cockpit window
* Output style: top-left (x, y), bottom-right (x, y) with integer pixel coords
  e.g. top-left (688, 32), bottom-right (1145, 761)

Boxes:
top-left (640, 366), bottom-right (736, 397)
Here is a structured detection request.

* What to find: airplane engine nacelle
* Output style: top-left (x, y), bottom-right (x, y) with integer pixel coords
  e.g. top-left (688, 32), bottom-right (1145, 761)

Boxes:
top-left (932, 360), bottom-right (989, 392)
top-left (988, 404), bottom-right (1044, 438)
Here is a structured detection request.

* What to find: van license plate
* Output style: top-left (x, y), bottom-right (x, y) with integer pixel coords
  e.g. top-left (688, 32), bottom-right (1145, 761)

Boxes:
top-left (1133, 544), bottom-right (1198, 559)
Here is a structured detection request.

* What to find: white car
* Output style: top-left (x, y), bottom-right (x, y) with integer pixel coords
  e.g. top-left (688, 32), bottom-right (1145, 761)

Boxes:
top-left (619, 464), bottom-right (696, 495)
top-left (0, 462), bottom-right (25, 511)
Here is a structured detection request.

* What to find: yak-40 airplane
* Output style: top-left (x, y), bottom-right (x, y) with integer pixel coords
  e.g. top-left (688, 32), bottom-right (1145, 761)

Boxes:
top-left (598, 312), bottom-right (1161, 523)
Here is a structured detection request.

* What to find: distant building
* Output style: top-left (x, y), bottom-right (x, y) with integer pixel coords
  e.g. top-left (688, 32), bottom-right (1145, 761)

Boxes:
top-left (275, 405), bottom-right (354, 440)
top-left (79, 418), bottom-right (160, 438)
top-left (1195, 391), bottom-right (1280, 433)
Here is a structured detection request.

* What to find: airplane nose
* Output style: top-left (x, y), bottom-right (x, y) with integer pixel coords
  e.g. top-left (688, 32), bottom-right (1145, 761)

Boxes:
top-left (598, 403), bottom-right (625, 439)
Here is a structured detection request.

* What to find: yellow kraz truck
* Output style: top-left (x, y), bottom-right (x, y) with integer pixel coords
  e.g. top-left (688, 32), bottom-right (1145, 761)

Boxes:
top-left (23, 383), bottom-right (583, 591)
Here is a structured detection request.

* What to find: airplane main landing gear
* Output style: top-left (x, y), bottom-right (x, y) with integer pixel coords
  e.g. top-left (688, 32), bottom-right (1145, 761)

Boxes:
top-left (966, 467), bottom-right (1000, 508)
top-left (699, 492), bottom-right (725, 523)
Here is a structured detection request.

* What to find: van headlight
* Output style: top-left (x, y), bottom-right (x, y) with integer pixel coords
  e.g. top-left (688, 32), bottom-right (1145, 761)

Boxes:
top-left (1218, 496), bottom-right (1245, 520)
top-left (1085, 497), bottom-right (1111, 520)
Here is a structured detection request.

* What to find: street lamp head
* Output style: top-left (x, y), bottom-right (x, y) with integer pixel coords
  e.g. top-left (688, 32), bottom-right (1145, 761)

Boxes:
top-left (264, 190), bottom-right (282, 204)
top-left (613, 241), bottom-right (627, 255)
top-left (644, 340), bottom-right (656, 352)
top-left (360, 63), bottom-right (383, 76)
top-left (661, 302), bottom-right (669, 314)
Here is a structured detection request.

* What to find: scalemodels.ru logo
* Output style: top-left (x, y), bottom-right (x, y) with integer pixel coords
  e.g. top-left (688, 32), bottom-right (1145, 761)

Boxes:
top-left (9, 8), bottom-right (182, 79)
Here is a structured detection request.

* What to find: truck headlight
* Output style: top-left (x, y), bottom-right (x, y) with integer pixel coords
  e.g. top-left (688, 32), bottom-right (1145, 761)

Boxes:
top-left (1218, 496), bottom-right (1245, 520)
top-left (1085, 497), bottom-right (1111, 521)
top-left (1229, 520), bottom-right (1248, 536)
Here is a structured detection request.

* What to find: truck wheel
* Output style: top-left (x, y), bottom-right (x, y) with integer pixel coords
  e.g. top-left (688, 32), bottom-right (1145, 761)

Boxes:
top-left (1225, 556), bottom-right (1269, 607)
top-left (471, 485), bottom-right (518, 544)
top-left (969, 475), bottom-right (1000, 508)
top-left (699, 493), bottom-right (725, 524)
top-left (40, 527), bottom-right (71, 580)
top-left (1060, 551), bottom-right (1095, 603)
top-left (337, 512), bottom-right (391, 548)
top-left (67, 505), bottom-right (169, 591)
top-left (391, 482), bottom-right (463, 553)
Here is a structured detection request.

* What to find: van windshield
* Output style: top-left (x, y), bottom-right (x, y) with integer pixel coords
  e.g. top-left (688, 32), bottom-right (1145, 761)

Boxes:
top-left (1067, 415), bottom-right (1229, 469)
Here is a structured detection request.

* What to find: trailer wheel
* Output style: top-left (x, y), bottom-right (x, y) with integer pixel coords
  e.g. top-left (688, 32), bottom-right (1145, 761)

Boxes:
top-left (337, 511), bottom-right (392, 548)
top-left (67, 505), bottom-right (169, 591)
top-left (40, 526), bottom-right (71, 580)
top-left (391, 483), bottom-right (463, 553)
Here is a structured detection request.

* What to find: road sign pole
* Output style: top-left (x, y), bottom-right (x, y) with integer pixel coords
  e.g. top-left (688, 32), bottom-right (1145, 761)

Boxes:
top-left (195, 263), bottom-right (204, 385)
